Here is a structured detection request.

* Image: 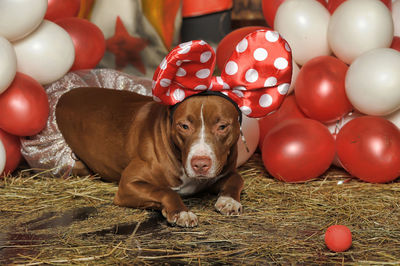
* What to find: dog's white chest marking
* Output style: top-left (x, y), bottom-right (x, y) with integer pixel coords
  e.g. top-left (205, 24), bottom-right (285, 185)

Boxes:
top-left (172, 171), bottom-right (223, 196)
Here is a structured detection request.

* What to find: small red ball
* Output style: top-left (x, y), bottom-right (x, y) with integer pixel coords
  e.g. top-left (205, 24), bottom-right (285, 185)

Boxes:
top-left (325, 225), bottom-right (352, 252)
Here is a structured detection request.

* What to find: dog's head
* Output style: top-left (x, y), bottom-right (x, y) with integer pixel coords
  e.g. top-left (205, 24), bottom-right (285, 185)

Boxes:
top-left (171, 95), bottom-right (241, 179)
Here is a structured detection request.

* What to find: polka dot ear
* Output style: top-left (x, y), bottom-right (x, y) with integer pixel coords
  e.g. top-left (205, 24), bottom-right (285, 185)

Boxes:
top-left (217, 29), bottom-right (293, 118)
top-left (221, 30), bottom-right (292, 90)
top-left (152, 40), bottom-right (216, 105)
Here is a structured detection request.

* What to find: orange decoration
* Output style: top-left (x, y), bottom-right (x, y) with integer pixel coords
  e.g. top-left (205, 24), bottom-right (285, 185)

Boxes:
top-left (142, 0), bottom-right (181, 50)
top-left (78, 0), bottom-right (95, 19)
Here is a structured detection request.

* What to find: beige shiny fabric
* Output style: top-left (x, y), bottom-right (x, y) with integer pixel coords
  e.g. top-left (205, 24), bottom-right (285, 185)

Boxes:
top-left (20, 69), bottom-right (152, 177)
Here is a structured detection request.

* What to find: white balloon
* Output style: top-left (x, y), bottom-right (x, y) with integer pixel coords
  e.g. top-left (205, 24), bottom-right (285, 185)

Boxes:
top-left (393, 0), bottom-right (400, 37)
top-left (274, 0), bottom-right (331, 66)
top-left (0, 37), bottom-right (17, 93)
top-left (288, 60), bottom-right (300, 94)
top-left (345, 48), bottom-right (400, 116)
top-left (90, 0), bottom-right (138, 39)
top-left (13, 20), bottom-right (75, 85)
top-left (0, 139), bottom-right (6, 175)
top-left (237, 116), bottom-right (259, 167)
top-left (0, 0), bottom-right (47, 41)
top-left (328, 0), bottom-right (393, 64)
top-left (384, 108), bottom-right (400, 129)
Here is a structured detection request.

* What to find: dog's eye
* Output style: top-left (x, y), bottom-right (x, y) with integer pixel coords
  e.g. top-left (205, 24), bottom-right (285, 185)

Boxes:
top-left (180, 123), bottom-right (189, 130)
top-left (218, 124), bottom-right (228, 131)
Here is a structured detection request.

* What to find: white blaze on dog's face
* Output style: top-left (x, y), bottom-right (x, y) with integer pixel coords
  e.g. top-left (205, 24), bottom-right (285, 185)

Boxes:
top-left (171, 95), bottom-right (241, 179)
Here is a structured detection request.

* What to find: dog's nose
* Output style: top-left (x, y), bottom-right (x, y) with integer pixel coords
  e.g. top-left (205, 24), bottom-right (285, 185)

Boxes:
top-left (191, 156), bottom-right (212, 175)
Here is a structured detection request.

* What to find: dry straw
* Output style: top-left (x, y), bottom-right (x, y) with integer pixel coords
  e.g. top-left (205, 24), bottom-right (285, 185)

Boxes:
top-left (1, 154), bottom-right (399, 265)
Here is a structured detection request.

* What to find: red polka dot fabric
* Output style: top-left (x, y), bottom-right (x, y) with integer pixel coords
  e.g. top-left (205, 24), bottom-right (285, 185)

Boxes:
top-left (152, 30), bottom-right (292, 118)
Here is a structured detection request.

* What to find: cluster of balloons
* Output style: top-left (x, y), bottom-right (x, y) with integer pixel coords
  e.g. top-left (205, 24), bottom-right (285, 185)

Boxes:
top-left (0, 0), bottom-right (106, 176)
top-left (217, 0), bottom-right (400, 183)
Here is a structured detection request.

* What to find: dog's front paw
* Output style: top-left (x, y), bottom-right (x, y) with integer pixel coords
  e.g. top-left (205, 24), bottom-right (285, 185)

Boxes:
top-left (175, 211), bottom-right (198, 227)
top-left (215, 196), bottom-right (242, 216)
top-left (163, 210), bottom-right (198, 227)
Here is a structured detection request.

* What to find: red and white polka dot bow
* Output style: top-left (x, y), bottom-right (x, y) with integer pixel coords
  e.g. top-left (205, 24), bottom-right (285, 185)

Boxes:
top-left (152, 30), bottom-right (292, 118)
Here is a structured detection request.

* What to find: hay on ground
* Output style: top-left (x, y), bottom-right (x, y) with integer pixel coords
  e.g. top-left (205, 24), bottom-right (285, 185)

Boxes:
top-left (0, 153), bottom-right (399, 265)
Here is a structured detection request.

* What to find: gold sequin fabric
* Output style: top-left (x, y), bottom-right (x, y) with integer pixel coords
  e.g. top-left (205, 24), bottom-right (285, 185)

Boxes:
top-left (20, 69), bottom-right (152, 177)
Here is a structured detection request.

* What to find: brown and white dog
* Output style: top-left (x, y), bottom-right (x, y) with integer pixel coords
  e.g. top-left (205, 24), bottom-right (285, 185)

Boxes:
top-left (56, 87), bottom-right (243, 227)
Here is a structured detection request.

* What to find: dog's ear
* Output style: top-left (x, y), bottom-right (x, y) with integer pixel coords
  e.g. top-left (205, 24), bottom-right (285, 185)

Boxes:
top-left (166, 106), bottom-right (182, 158)
top-left (226, 142), bottom-right (239, 171)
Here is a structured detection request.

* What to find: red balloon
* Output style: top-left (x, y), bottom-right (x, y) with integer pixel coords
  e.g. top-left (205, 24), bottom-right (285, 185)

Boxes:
top-left (56, 17), bottom-right (106, 71)
top-left (0, 129), bottom-right (21, 176)
top-left (216, 26), bottom-right (268, 72)
top-left (262, 118), bottom-right (335, 182)
top-left (327, 0), bottom-right (391, 13)
top-left (295, 56), bottom-right (352, 123)
top-left (0, 72), bottom-right (49, 136)
top-left (325, 225), bottom-right (352, 252)
top-left (336, 116), bottom-right (400, 183)
top-left (258, 95), bottom-right (305, 149)
top-left (391, 36), bottom-right (400, 52)
top-left (380, 0), bottom-right (391, 9)
top-left (44, 0), bottom-right (81, 21)
top-left (262, 0), bottom-right (327, 28)
top-left (261, 0), bottom-right (284, 28)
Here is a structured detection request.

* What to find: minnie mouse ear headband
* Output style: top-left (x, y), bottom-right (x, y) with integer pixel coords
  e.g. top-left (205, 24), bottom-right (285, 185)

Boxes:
top-left (152, 29), bottom-right (292, 119)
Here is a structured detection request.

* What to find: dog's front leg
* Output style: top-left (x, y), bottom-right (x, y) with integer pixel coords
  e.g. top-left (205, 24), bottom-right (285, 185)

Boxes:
top-left (213, 172), bottom-right (244, 216)
top-left (114, 164), bottom-right (198, 227)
